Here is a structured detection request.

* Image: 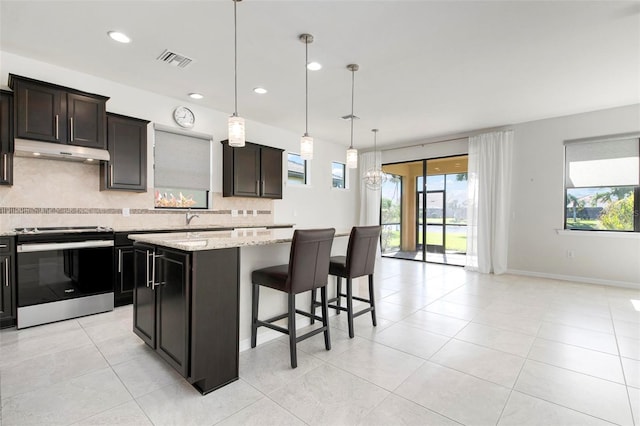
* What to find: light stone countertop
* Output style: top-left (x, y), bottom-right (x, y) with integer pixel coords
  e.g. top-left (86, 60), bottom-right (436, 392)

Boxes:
top-left (128, 227), bottom-right (350, 252)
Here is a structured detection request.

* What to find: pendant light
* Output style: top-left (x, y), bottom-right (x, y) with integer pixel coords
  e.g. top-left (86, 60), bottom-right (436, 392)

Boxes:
top-left (346, 64), bottom-right (359, 169)
top-left (299, 33), bottom-right (314, 160)
top-left (363, 129), bottom-right (385, 190)
top-left (228, 0), bottom-right (245, 147)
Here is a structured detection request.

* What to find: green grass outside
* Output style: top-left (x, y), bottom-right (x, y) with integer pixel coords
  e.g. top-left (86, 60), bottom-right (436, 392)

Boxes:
top-left (383, 230), bottom-right (467, 253)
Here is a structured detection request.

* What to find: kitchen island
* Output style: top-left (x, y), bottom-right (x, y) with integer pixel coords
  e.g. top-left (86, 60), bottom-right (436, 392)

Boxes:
top-left (128, 228), bottom-right (349, 394)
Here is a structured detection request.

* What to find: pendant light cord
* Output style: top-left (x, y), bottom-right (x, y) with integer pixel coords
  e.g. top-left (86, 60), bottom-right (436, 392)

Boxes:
top-left (349, 69), bottom-right (355, 149)
top-left (305, 37), bottom-right (309, 135)
top-left (233, 0), bottom-right (238, 116)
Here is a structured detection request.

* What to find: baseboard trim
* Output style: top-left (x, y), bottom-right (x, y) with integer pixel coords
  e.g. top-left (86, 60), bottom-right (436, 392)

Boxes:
top-left (507, 269), bottom-right (639, 290)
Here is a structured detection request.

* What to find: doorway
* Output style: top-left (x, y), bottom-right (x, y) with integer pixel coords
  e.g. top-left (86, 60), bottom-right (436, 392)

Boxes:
top-left (381, 155), bottom-right (468, 266)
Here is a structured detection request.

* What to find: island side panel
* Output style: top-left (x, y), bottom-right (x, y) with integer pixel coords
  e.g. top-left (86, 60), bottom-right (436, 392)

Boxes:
top-left (189, 247), bottom-right (240, 394)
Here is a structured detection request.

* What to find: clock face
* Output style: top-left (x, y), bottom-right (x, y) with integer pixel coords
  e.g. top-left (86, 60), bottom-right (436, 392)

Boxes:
top-left (173, 106), bottom-right (195, 128)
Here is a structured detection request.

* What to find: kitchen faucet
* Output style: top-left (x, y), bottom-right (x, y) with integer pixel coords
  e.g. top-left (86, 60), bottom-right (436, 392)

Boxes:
top-left (186, 210), bottom-right (199, 225)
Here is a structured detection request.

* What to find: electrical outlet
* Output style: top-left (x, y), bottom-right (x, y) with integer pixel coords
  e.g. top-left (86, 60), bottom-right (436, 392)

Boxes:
top-left (243, 209), bottom-right (247, 217)
top-left (231, 209), bottom-right (238, 217)
top-left (567, 250), bottom-right (575, 259)
top-left (122, 208), bottom-right (130, 217)
top-left (253, 209), bottom-right (257, 217)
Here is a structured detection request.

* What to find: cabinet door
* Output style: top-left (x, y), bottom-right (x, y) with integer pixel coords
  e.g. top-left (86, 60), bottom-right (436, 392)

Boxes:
top-left (102, 114), bottom-right (148, 191)
top-left (67, 93), bottom-right (106, 149)
top-left (133, 245), bottom-right (156, 347)
top-left (0, 255), bottom-right (16, 328)
top-left (114, 246), bottom-right (135, 306)
top-left (14, 80), bottom-right (66, 143)
top-left (233, 143), bottom-right (261, 197)
top-left (260, 146), bottom-right (283, 199)
top-left (0, 91), bottom-right (13, 186)
top-left (156, 249), bottom-right (190, 376)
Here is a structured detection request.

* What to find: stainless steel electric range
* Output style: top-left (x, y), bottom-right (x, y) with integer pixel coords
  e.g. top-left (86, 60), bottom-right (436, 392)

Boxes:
top-left (15, 226), bottom-right (114, 328)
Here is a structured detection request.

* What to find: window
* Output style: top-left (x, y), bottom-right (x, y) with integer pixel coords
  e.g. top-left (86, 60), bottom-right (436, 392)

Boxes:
top-left (287, 153), bottom-right (308, 185)
top-left (154, 127), bottom-right (211, 209)
top-left (332, 161), bottom-right (346, 188)
top-left (564, 134), bottom-right (639, 232)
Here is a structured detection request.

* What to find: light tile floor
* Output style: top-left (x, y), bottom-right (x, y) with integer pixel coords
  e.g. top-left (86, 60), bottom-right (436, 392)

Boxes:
top-left (1, 258), bottom-right (638, 425)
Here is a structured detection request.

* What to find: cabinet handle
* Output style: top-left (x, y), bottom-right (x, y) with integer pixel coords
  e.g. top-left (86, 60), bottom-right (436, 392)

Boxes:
top-left (146, 250), bottom-right (151, 287)
top-left (2, 154), bottom-right (7, 181)
top-left (109, 165), bottom-right (114, 185)
top-left (4, 258), bottom-right (9, 287)
top-left (55, 115), bottom-right (59, 140)
top-left (262, 180), bottom-right (265, 194)
top-left (256, 180), bottom-right (259, 194)
top-left (0, 244), bottom-right (7, 248)
top-left (70, 117), bottom-right (74, 141)
top-left (117, 248), bottom-right (122, 273)
top-left (151, 254), bottom-right (164, 290)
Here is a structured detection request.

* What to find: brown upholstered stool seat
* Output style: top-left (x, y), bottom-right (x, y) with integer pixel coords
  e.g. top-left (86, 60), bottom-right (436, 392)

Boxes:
top-left (328, 256), bottom-right (347, 276)
top-left (251, 228), bottom-right (335, 368)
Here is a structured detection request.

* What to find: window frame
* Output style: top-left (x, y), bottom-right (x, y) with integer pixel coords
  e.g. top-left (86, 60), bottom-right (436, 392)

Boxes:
top-left (563, 133), bottom-right (639, 233)
top-left (286, 152), bottom-right (310, 187)
top-left (331, 161), bottom-right (348, 190)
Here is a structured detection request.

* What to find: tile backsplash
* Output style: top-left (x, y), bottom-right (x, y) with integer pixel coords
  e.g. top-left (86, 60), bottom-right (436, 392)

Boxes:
top-left (0, 157), bottom-right (274, 231)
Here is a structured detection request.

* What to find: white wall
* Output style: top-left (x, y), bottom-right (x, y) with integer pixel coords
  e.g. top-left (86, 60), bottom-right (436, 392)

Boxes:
top-left (508, 104), bottom-right (640, 287)
top-left (0, 51), bottom-right (358, 230)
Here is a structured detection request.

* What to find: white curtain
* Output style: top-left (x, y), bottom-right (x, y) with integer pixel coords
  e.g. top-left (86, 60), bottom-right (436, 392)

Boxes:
top-left (466, 130), bottom-right (514, 274)
top-left (358, 151), bottom-right (382, 226)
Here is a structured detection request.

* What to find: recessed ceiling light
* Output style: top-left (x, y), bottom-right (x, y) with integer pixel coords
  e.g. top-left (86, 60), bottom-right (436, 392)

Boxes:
top-left (86, 158), bottom-right (94, 162)
top-left (33, 152), bottom-right (41, 156)
top-left (107, 31), bottom-right (131, 44)
top-left (253, 87), bottom-right (268, 94)
top-left (189, 93), bottom-right (204, 99)
top-left (307, 62), bottom-right (322, 71)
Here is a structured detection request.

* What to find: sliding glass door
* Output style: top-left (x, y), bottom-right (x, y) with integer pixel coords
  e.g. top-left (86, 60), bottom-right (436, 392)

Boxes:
top-left (381, 156), bottom-right (468, 266)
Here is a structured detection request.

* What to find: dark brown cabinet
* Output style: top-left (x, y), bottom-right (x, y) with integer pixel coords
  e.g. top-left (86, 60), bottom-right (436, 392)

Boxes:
top-left (0, 91), bottom-right (13, 186)
top-left (9, 74), bottom-right (108, 149)
top-left (222, 140), bottom-right (283, 199)
top-left (101, 113), bottom-right (149, 192)
top-left (133, 243), bottom-right (240, 394)
top-left (114, 233), bottom-right (136, 307)
top-left (0, 237), bottom-right (16, 329)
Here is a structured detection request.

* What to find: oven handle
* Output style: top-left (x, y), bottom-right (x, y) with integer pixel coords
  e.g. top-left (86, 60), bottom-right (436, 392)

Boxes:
top-left (17, 240), bottom-right (114, 253)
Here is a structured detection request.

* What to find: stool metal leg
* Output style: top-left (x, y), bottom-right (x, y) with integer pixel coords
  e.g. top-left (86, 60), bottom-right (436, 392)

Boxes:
top-left (251, 283), bottom-right (259, 348)
top-left (346, 277), bottom-right (354, 338)
top-left (320, 286), bottom-right (331, 350)
top-left (288, 293), bottom-right (297, 368)
top-left (368, 274), bottom-right (377, 327)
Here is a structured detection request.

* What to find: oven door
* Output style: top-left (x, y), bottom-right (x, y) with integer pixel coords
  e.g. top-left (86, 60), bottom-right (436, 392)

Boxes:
top-left (17, 240), bottom-right (114, 308)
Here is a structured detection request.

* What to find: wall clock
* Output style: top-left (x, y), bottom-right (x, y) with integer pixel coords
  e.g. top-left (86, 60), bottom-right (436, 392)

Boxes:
top-left (173, 106), bottom-right (195, 128)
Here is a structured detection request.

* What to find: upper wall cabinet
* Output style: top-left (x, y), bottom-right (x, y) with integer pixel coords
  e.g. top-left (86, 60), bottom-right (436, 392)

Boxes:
top-left (0, 91), bottom-right (13, 186)
top-left (221, 140), bottom-right (283, 199)
top-left (9, 74), bottom-right (109, 149)
top-left (100, 113), bottom-right (149, 192)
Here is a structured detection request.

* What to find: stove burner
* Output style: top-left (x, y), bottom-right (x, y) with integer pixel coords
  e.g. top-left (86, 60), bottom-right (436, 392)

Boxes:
top-left (14, 226), bottom-right (113, 234)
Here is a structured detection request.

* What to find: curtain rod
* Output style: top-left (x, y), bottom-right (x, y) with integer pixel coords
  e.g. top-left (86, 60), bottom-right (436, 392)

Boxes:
top-left (380, 126), bottom-right (512, 152)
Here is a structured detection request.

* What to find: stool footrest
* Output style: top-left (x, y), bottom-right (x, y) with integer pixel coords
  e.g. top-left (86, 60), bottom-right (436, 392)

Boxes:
top-left (296, 325), bottom-right (328, 343)
top-left (327, 303), bottom-right (348, 313)
top-left (352, 306), bottom-right (374, 318)
top-left (256, 320), bottom-right (289, 335)
top-left (263, 312), bottom-right (289, 323)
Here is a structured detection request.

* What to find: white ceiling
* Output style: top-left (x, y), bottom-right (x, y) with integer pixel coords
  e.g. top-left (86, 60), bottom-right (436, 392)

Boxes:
top-left (1, 0), bottom-right (639, 149)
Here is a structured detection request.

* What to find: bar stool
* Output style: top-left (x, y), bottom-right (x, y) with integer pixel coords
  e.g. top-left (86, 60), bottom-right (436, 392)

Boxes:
top-left (311, 225), bottom-right (381, 338)
top-left (251, 228), bottom-right (335, 368)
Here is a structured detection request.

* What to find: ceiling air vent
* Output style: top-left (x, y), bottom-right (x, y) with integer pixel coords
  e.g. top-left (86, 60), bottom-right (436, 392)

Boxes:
top-left (341, 114), bottom-right (360, 121)
top-left (156, 49), bottom-right (193, 68)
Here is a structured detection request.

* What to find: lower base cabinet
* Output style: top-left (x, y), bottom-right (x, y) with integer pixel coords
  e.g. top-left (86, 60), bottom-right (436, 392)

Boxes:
top-left (133, 243), bottom-right (239, 394)
top-left (0, 237), bottom-right (16, 328)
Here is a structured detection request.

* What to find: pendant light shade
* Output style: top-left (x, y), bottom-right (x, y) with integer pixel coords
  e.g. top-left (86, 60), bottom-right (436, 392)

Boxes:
top-left (300, 33), bottom-right (314, 160)
top-left (228, 0), bottom-right (245, 147)
top-left (346, 64), bottom-right (359, 169)
top-left (363, 128), bottom-right (384, 190)
top-left (346, 147), bottom-right (358, 169)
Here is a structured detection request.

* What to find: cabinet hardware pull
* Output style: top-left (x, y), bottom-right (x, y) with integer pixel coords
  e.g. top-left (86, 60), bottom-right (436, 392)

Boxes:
top-left (70, 117), bottom-right (74, 141)
top-left (0, 244), bottom-right (7, 248)
top-left (4, 258), bottom-right (9, 287)
top-left (262, 180), bottom-right (265, 194)
top-left (151, 252), bottom-right (157, 290)
top-left (2, 154), bottom-right (6, 181)
top-left (110, 165), bottom-right (114, 185)
top-left (55, 115), bottom-right (59, 140)
top-left (146, 250), bottom-right (151, 288)
top-left (255, 180), bottom-right (259, 194)
top-left (118, 249), bottom-right (122, 273)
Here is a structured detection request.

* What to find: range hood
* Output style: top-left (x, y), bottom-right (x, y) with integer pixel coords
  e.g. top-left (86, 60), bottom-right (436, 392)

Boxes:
top-left (14, 139), bottom-right (110, 163)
